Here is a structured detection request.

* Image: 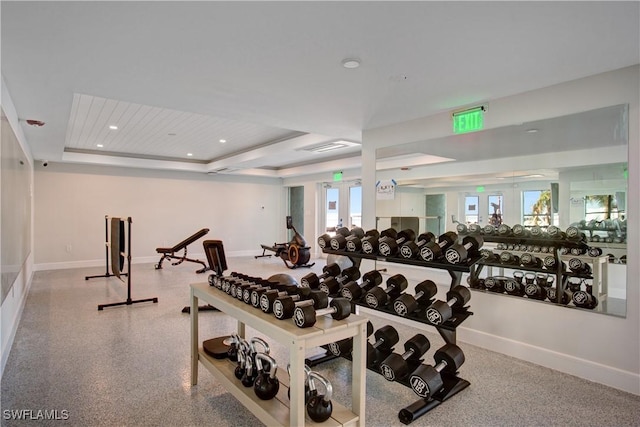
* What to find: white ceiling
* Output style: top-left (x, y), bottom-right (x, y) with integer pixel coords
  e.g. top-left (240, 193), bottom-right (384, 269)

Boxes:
top-left (2, 1), bottom-right (639, 177)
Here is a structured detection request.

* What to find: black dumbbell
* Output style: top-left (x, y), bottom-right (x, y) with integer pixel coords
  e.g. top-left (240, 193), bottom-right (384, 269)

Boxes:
top-left (512, 224), bottom-right (530, 237)
top-left (400, 232), bottom-right (436, 259)
top-left (497, 224), bottom-right (512, 236)
top-left (504, 276), bottom-right (525, 296)
top-left (520, 252), bottom-right (542, 268)
top-left (547, 225), bottom-right (566, 239)
top-left (253, 353), bottom-right (280, 400)
top-left (420, 232), bottom-right (458, 262)
top-left (530, 225), bottom-right (544, 238)
top-left (364, 274), bottom-right (408, 308)
top-left (425, 285), bottom-right (471, 325)
top-left (499, 251), bottom-right (520, 266)
top-left (317, 233), bottom-right (332, 249)
top-left (543, 255), bottom-right (566, 272)
top-left (367, 325), bottom-right (400, 369)
top-left (547, 286), bottom-right (572, 305)
top-left (329, 227), bottom-right (365, 251)
top-left (272, 290), bottom-right (328, 320)
top-left (483, 276), bottom-right (504, 293)
top-left (568, 258), bottom-right (592, 275)
top-left (260, 286), bottom-right (308, 313)
top-left (378, 229), bottom-right (417, 257)
top-left (479, 249), bottom-right (498, 262)
top-left (587, 247), bottom-right (603, 257)
top-left (340, 270), bottom-right (383, 301)
top-left (392, 280), bottom-right (438, 316)
top-left (251, 283), bottom-right (290, 308)
top-left (524, 280), bottom-right (547, 300)
top-left (327, 321), bottom-right (374, 357)
top-left (318, 266), bottom-right (361, 295)
top-left (362, 228), bottom-right (394, 254)
top-left (306, 372), bottom-right (333, 423)
top-left (379, 334), bottom-right (431, 382)
top-left (444, 235), bottom-right (484, 264)
top-left (300, 263), bottom-right (341, 288)
top-left (408, 344), bottom-right (465, 399)
top-left (468, 223), bottom-right (482, 234)
top-left (482, 224), bottom-right (496, 235)
top-left (293, 297), bottom-right (351, 328)
top-left (572, 286), bottom-right (598, 309)
top-left (347, 229), bottom-right (380, 253)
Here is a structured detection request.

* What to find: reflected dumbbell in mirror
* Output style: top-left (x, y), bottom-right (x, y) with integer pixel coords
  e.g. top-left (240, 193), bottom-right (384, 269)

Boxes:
top-left (483, 276), bottom-right (505, 293)
top-left (572, 280), bottom-right (599, 309)
top-left (419, 232), bottom-right (458, 262)
top-left (408, 344), bottom-right (465, 399)
top-left (504, 272), bottom-right (525, 296)
top-left (425, 285), bottom-right (471, 325)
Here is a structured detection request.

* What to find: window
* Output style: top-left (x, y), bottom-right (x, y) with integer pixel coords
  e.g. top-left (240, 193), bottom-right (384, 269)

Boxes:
top-left (585, 195), bottom-right (621, 221)
top-left (522, 190), bottom-right (551, 226)
top-left (349, 185), bottom-right (362, 228)
top-left (488, 195), bottom-right (503, 226)
top-left (325, 187), bottom-right (340, 234)
top-left (464, 196), bottom-right (479, 224)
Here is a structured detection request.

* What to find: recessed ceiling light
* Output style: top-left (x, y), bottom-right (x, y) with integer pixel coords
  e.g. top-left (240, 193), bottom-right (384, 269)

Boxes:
top-left (109, 125), bottom-right (118, 130)
top-left (219, 139), bottom-right (226, 143)
top-left (187, 153), bottom-right (193, 157)
top-left (526, 128), bottom-right (538, 133)
top-left (342, 58), bottom-right (360, 69)
top-left (524, 174), bottom-right (544, 178)
top-left (96, 144), bottom-right (103, 148)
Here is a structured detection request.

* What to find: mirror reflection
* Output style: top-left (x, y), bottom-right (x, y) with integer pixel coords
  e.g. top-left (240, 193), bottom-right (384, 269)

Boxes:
top-left (375, 105), bottom-right (628, 317)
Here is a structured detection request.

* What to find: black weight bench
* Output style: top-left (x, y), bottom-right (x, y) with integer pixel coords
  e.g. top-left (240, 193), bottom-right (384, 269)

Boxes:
top-left (155, 228), bottom-right (210, 273)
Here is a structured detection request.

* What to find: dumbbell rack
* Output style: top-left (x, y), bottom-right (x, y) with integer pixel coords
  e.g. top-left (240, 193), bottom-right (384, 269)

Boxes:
top-left (469, 236), bottom-right (592, 306)
top-left (190, 282), bottom-right (369, 426)
top-left (321, 248), bottom-right (478, 424)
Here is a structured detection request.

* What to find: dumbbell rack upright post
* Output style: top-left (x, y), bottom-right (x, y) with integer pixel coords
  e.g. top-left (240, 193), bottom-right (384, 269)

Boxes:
top-left (190, 282), bottom-right (369, 426)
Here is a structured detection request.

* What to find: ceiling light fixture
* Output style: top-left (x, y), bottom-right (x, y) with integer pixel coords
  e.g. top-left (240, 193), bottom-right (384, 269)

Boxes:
top-left (187, 153), bottom-right (193, 157)
top-left (342, 58), bottom-right (360, 69)
top-left (96, 144), bottom-right (103, 148)
top-left (219, 139), bottom-right (226, 143)
top-left (526, 128), bottom-right (538, 133)
top-left (109, 125), bottom-right (118, 130)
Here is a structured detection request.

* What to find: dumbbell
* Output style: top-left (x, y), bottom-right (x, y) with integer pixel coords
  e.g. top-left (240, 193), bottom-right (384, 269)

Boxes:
top-left (362, 228), bottom-right (394, 254)
top-left (420, 232), bottom-right (458, 262)
top-left (367, 325), bottom-right (400, 369)
top-left (300, 263), bottom-right (341, 288)
top-left (425, 285), bottom-right (471, 325)
top-left (568, 258), bottom-right (592, 275)
top-left (260, 286), bottom-right (308, 314)
top-left (547, 225), bottom-right (566, 239)
top-left (455, 223), bottom-right (468, 234)
top-left (329, 227), bottom-right (364, 250)
top-left (251, 283), bottom-right (291, 308)
top-left (293, 297), bottom-right (352, 328)
top-left (347, 229), bottom-right (380, 252)
top-left (379, 334), bottom-right (431, 381)
top-left (587, 247), bottom-right (603, 257)
top-left (542, 255), bottom-right (565, 272)
top-left (327, 321), bottom-right (374, 357)
top-left (482, 224), bottom-right (496, 235)
top-left (364, 274), bottom-right (408, 308)
top-left (512, 224), bottom-right (530, 237)
top-left (444, 235), bottom-right (484, 264)
top-left (408, 344), bottom-right (465, 399)
top-left (483, 276), bottom-right (504, 293)
top-left (479, 249), bottom-right (498, 263)
top-left (499, 251), bottom-right (520, 266)
top-left (392, 280), bottom-right (438, 316)
top-left (572, 285), bottom-right (598, 309)
top-left (565, 226), bottom-right (586, 241)
top-left (340, 270), bottom-right (383, 301)
top-left (547, 286), bottom-right (572, 305)
top-left (318, 266), bottom-right (361, 295)
top-left (504, 276), bottom-right (525, 296)
top-left (530, 225), bottom-right (544, 238)
top-left (520, 252), bottom-right (542, 268)
top-left (253, 353), bottom-right (280, 400)
top-left (468, 223), bottom-right (482, 234)
top-left (400, 232), bottom-right (436, 259)
top-left (306, 372), bottom-right (333, 423)
top-left (570, 246), bottom-right (586, 256)
top-left (524, 279), bottom-right (547, 300)
top-left (272, 290), bottom-right (328, 320)
top-left (497, 224), bottom-right (512, 236)
top-left (378, 229), bottom-right (417, 257)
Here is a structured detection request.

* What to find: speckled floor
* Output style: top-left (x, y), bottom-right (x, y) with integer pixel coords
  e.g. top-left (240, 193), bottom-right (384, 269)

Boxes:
top-left (2, 256), bottom-right (639, 426)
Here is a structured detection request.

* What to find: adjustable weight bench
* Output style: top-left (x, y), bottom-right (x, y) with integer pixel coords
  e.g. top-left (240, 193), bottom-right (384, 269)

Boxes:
top-left (155, 228), bottom-right (210, 273)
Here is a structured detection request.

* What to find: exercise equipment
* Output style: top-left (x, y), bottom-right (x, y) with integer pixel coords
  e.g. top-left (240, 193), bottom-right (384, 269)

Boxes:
top-left (400, 232), bottom-right (436, 259)
top-left (393, 279), bottom-right (438, 316)
top-left (408, 344), bottom-right (465, 399)
top-left (202, 335), bottom-right (232, 359)
top-left (182, 239), bottom-right (228, 313)
top-left (340, 270), bottom-right (383, 301)
top-left (155, 228), bottom-right (210, 273)
top-left (444, 235), bottom-right (483, 264)
top-left (367, 325), bottom-right (400, 369)
top-left (329, 227), bottom-right (365, 250)
top-left (300, 263), bottom-right (341, 288)
top-left (379, 334), bottom-right (431, 381)
top-left (425, 285), bottom-right (470, 325)
top-left (327, 321), bottom-right (374, 357)
top-left (260, 286), bottom-right (309, 314)
top-left (362, 228), bottom-right (392, 254)
top-left (306, 372), bottom-right (333, 422)
top-left (254, 353), bottom-right (280, 400)
top-left (256, 216), bottom-right (315, 269)
top-left (272, 290), bottom-right (328, 320)
top-left (365, 274), bottom-right (408, 308)
top-left (318, 266), bottom-right (361, 295)
top-left (98, 217), bottom-right (158, 310)
top-left (85, 215), bottom-right (128, 280)
top-left (346, 229), bottom-right (380, 252)
top-left (572, 282), bottom-right (598, 309)
top-left (420, 232), bottom-right (458, 262)
top-left (379, 229), bottom-right (417, 257)
top-left (293, 297), bottom-right (351, 328)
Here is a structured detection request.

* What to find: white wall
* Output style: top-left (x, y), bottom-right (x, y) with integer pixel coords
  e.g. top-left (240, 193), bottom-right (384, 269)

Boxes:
top-left (362, 65), bottom-right (640, 394)
top-left (1, 77), bottom-right (35, 378)
top-left (34, 164), bottom-right (286, 269)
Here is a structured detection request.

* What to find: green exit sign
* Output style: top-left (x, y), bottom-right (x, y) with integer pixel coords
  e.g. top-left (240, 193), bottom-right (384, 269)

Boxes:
top-left (333, 171), bottom-right (343, 182)
top-left (453, 107), bottom-right (485, 134)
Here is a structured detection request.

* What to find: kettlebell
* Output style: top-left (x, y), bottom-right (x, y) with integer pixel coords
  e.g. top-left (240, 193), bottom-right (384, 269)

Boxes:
top-left (306, 372), bottom-right (333, 422)
top-left (241, 351), bottom-right (257, 387)
top-left (250, 337), bottom-right (271, 372)
top-left (234, 342), bottom-right (247, 380)
top-left (286, 364), bottom-right (316, 403)
top-left (227, 334), bottom-right (240, 362)
top-left (253, 353), bottom-right (280, 400)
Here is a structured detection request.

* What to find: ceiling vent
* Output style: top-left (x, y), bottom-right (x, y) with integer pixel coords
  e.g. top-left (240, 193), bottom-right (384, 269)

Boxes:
top-left (299, 140), bottom-right (360, 154)
top-left (208, 167), bottom-right (238, 174)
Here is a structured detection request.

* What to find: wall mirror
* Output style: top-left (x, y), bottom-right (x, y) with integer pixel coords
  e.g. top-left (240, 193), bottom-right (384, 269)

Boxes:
top-left (375, 104), bottom-right (628, 317)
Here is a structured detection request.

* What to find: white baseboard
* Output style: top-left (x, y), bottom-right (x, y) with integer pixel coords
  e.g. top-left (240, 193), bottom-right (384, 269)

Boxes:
top-left (1, 270), bottom-right (33, 379)
top-left (457, 326), bottom-right (640, 395)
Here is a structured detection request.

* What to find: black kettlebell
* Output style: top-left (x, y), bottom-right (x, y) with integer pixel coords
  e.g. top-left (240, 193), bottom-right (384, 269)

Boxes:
top-left (287, 364), bottom-right (316, 403)
top-left (250, 337), bottom-right (271, 372)
top-left (241, 353), bottom-right (257, 387)
top-left (227, 334), bottom-right (240, 362)
top-left (306, 372), bottom-right (333, 423)
top-left (253, 353), bottom-right (280, 400)
top-left (234, 342), bottom-right (247, 380)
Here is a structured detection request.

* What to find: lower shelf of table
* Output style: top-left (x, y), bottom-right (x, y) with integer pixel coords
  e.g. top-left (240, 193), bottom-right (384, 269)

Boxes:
top-left (197, 349), bottom-right (360, 427)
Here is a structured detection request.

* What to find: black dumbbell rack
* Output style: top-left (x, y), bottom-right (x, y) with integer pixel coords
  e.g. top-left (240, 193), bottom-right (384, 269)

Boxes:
top-left (321, 247), bottom-right (478, 424)
top-left (469, 235), bottom-right (593, 306)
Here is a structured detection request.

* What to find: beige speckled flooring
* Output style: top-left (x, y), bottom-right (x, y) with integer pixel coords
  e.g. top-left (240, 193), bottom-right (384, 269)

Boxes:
top-left (2, 256), bottom-right (639, 426)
